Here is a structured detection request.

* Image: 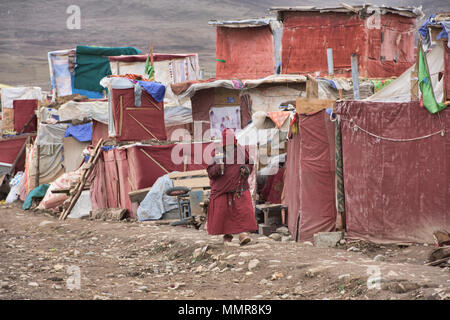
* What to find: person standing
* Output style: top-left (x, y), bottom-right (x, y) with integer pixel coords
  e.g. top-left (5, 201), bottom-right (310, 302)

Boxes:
top-left (206, 129), bottom-right (257, 245)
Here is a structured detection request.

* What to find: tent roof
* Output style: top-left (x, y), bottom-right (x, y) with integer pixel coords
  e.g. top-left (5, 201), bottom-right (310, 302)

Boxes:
top-left (208, 17), bottom-right (276, 28)
top-left (173, 74), bottom-right (307, 99)
top-left (270, 4), bottom-right (423, 19)
top-left (108, 53), bottom-right (197, 63)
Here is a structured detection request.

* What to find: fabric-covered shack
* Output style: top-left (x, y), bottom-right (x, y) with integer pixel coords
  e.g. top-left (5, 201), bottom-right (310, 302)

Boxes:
top-left (172, 75), bottom-right (307, 140)
top-left (270, 4), bottom-right (423, 78)
top-left (108, 53), bottom-right (200, 108)
top-left (283, 109), bottom-right (337, 242)
top-left (0, 87), bottom-right (42, 135)
top-left (100, 76), bottom-right (167, 141)
top-left (334, 101), bottom-right (449, 243)
top-left (208, 18), bottom-right (283, 79)
top-left (89, 142), bottom-right (212, 219)
top-left (48, 46), bottom-right (141, 99)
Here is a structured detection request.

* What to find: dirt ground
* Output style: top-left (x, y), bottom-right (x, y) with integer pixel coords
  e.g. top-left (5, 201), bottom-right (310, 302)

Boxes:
top-left (0, 202), bottom-right (449, 300)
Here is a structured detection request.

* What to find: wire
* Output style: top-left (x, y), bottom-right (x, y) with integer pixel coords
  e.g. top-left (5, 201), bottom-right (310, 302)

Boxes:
top-left (341, 118), bottom-right (445, 142)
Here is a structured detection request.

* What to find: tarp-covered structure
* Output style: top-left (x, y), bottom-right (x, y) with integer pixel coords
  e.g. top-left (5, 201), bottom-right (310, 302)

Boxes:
top-left (270, 5), bottom-right (423, 78)
top-left (172, 75), bottom-right (306, 140)
top-left (209, 18), bottom-right (282, 79)
top-left (90, 142), bottom-right (211, 218)
top-left (108, 53), bottom-right (200, 108)
top-left (335, 101), bottom-right (449, 243)
top-left (283, 110), bottom-right (337, 242)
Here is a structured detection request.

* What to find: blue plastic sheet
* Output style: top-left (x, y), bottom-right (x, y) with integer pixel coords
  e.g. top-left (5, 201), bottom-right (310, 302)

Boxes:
top-left (64, 122), bottom-right (93, 142)
top-left (137, 81), bottom-right (166, 102)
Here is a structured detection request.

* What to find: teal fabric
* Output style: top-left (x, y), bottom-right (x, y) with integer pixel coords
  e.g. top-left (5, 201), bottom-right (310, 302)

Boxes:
top-left (73, 46), bottom-right (140, 93)
top-left (22, 184), bottom-right (50, 210)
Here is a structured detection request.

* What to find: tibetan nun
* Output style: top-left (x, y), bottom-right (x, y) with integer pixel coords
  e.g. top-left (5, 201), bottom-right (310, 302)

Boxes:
top-left (206, 128), bottom-right (257, 245)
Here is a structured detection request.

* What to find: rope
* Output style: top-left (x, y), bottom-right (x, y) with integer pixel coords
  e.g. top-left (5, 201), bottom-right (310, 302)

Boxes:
top-left (342, 118), bottom-right (445, 142)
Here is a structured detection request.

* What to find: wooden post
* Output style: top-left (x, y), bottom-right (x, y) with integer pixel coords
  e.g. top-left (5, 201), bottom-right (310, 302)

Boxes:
top-left (351, 53), bottom-right (360, 100)
top-left (411, 41), bottom-right (420, 101)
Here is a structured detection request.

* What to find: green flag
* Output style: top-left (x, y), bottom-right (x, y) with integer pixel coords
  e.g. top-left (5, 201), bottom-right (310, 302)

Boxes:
top-left (418, 42), bottom-right (446, 114)
top-left (145, 54), bottom-right (154, 79)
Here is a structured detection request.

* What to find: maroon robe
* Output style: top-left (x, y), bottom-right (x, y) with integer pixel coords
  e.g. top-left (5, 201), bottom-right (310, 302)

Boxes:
top-left (206, 145), bottom-right (258, 235)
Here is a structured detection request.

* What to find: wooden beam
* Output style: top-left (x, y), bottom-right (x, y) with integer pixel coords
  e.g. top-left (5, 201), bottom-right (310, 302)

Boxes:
top-left (168, 169), bottom-right (207, 179)
top-left (173, 177), bottom-right (210, 189)
top-left (139, 148), bottom-right (169, 173)
top-left (129, 114), bottom-right (157, 139)
top-left (296, 98), bottom-right (336, 115)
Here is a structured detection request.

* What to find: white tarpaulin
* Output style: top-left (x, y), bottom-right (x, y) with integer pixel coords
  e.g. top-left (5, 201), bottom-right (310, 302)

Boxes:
top-left (58, 100), bottom-right (109, 124)
top-left (137, 174), bottom-right (178, 221)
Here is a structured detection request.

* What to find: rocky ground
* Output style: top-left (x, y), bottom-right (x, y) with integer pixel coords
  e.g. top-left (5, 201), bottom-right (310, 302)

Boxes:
top-left (0, 203), bottom-right (449, 300)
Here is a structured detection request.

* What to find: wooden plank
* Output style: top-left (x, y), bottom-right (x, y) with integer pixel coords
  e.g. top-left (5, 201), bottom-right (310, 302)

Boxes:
top-left (168, 169), bottom-right (207, 179)
top-left (296, 98), bottom-right (335, 115)
top-left (173, 177), bottom-right (210, 189)
top-left (139, 148), bottom-right (169, 173)
top-left (129, 187), bottom-right (151, 203)
top-left (256, 203), bottom-right (284, 210)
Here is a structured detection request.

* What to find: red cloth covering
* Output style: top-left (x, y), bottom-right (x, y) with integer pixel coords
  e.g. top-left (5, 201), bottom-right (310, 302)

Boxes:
top-left (261, 167), bottom-right (285, 204)
top-left (215, 25), bottom-right (274, 79)
top-left (283, 111), bottom-right (336, 242)
top-left (335, 101), bottom-right (450, 243)
top-left (0, 136), bottom-right (27, 171)
top-left (281, 12), bottom-right (415, 78)
top-left (13, 100), bottom-right (38, 133)
top-left (92, 120), bottom-right (109, 146)
top-left (111, 87), bottom-right (166, 141)
top-left (206, 140), bottom-right (257, 235)
top-left (444, 42), bottom-right (450, 101)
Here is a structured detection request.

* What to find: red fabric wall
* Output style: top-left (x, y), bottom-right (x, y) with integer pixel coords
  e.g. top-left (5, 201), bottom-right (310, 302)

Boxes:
top-left (103, 150), bottom-right (120, 209)
top-left (13, 100), bottom-right (37, 133)
top-left (0, 137), bottom-right (27, 172)
top-left (216, 26), bottom-right (274, 79)
top-left (283, 131), bottom-right (301, 240)
top-left (281, 12), bottom-right (415, 78)
top-left (335, 101), bottom-right (450, 243)
top-left (111, 88), bottom-right (166, 141)
top-left (283, 111), bottom-right (337, 242)
top-left (92, 120), bottom-right (109, 146)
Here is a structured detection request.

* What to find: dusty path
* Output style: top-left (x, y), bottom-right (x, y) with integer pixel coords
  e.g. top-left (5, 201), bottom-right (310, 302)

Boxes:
top-left (0, 203), bottom-right (449, 300)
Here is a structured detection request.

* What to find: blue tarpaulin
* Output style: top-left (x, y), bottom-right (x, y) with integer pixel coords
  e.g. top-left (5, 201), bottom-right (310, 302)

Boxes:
top-left (137, 81), bottom-right (166, 102)
top-left (64, 122), bottom-right (93, 142)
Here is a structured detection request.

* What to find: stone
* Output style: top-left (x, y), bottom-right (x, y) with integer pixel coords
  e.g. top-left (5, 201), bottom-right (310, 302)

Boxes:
top-left (338, 274), bottom-right (351, 280)
top-left (313, 232), bottom-right (344, 248)
top-left (207, 262), bottom-right (217, 270)
top-left (339, 239), bottom-right (346, 245)
top-left (253, 295), bottom-right (264, 299)
top-left (269, 233), bottom-right (282, 241)
top-left (238, 252), bottom-right (252, 257)
top-left (138, 286), bottom-right (149, 292)
top-left (248, 259), bottom-right (260, 271)
top-left (52, 284), bottom-right (62, 290)
top-left (28, 282), bottom-right (39, 287)
top-left (281, 294), bottom-right (290, 299)
top-left (293, 286), bottom-right (303, 295)
top-left (53, 264), bottom-right (65, 271)
top-left (347, 246), bottom-right (360, 252)
top-left (276, 226), bottom-right (290, 236)
top-left (245, 272), bottom-right (253, 276)
top-left (225, 254), bottom-right (236, 260)
top-left (271, 272), bottom-right (284, 280)
top-left (303, 241), bottom-right (313, 246)
top-left (193, 248), bottom-right (203, 259)
top-left (373, 254), bottom-right (385, 262)
top-left (39, 221), bottom-right (53, 227)
top-left (281, 236), bottom-right (293, 242)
